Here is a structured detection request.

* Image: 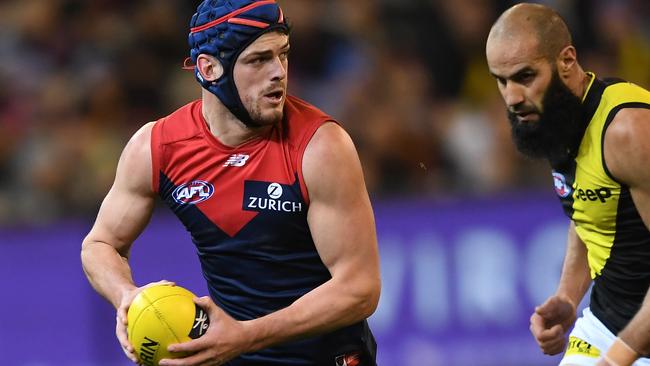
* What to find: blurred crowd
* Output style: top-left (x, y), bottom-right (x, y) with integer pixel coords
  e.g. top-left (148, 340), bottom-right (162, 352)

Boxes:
top-left (0, 0), bottom-right (648, 225)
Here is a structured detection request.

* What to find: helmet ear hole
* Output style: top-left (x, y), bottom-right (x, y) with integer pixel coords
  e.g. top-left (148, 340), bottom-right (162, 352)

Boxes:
top-left (196, 54), bottom-right (224, 81)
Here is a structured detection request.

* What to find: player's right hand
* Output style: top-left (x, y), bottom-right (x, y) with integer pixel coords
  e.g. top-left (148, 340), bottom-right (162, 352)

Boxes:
top-left (116, 280), bottom-right (175, 363)
top-left (529, 295), bottom-right (577, 355)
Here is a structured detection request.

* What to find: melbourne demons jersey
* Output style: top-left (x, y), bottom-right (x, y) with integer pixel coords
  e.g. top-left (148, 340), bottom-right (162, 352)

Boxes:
top-left (151, 96), bottom-right (376, 365)
top-left (551, 73), bottom-right (650, 334)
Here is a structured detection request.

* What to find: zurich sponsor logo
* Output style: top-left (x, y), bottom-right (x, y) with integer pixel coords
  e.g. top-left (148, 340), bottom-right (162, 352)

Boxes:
top-left (172, 180), bottom-right (214, 205)
top-left (267, 183), bottom-right (283, 199)
top-left (246, 182), bottom-right (302, 213)
top-left (552, 172), bottom-right (571, 198)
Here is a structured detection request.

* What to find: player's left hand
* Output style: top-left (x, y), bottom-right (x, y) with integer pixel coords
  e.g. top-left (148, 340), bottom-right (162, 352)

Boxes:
top-left (529, 294), bottom-right (576, 355)
top-left (158, 296), bottom-right (252, 366)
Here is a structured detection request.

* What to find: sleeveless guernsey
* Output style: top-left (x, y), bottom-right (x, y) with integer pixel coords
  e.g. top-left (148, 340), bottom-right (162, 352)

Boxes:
top-left (151, 95), bottom-right (376, 365)
top-left (551, 74), bottom-right (650, 334)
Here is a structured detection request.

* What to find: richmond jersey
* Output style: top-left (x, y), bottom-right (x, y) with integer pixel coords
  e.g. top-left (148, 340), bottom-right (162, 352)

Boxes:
top-left (551, 73), bottom-right (650, 334)
top-left (150, 96), bottom-right (376, 365)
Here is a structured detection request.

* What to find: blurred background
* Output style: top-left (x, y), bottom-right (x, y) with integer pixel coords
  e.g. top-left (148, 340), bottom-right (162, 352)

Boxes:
top-left (0, 0), bottom-right (648, 365)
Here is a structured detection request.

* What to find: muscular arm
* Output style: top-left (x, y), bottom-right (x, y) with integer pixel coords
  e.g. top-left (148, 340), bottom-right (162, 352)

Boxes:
top-left (602, 107), bottom-right (650, 360)
top-left (530, 220), bottom-right (591, 355)
top-left (243, 122), bottom-right (381, 349)
top-left (556, 221), bottom-right (592, 309)
top-left (161, 122), bottom-right (381, 365)
top-left (80, 122), bottom-right (156, 308)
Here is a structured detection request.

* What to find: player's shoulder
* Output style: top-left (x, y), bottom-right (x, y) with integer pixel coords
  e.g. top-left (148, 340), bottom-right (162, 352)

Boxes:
top-left (304, 122), bottom-right (355, 170)
top-left (606, 107), bottom-right (650, 145)
top-left (285, 95), bottom-right (333, 123)
top-left (600, 79), bottom-right (650, 110)
top-left (121, 100), bottom-right (202, 173)
top-left (602, 77), bottom-right (650, 151)
top-left (153, 99), bottom-right (204, 144)
top-left (604, 107), bottom-right (650, 184)
top-left (122, 122), bottom-right (155, 163)
top-left (302, 121), bottom-right (364, 204)
top-left (284, 95), bottom-right (338, 147)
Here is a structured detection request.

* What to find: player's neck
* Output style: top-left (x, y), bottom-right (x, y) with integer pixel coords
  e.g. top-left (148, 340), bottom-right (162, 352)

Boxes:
top-left (569, 66), bottom-right (592, 102)
top-left (201, 90), bottom-right (271, 147)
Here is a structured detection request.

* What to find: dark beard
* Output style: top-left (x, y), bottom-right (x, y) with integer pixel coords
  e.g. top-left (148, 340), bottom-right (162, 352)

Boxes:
top-left (242, 95), bottom-right (284, 128)
top-left (508, 72), bottom-right (584, 164)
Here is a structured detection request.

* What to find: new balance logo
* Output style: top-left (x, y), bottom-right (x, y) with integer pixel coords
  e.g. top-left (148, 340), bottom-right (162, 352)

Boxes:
top-left (223, 154), bottom-right (250, 167)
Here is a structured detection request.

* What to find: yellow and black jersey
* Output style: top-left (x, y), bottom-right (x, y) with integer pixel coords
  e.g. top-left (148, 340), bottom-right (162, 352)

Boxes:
top-left (551, 73), bottom-right (650, 334)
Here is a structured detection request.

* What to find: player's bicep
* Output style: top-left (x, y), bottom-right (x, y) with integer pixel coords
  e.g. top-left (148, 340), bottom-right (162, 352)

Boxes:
top-left (303, 123), bottom-right (379, 279)
top-left (84, 122), bottom-right (156, 256)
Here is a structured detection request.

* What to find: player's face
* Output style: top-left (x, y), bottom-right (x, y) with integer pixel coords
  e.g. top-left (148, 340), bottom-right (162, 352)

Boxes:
top-left (234, 32), bottom-right (289, 126)
top-left (486, 36), bottom-right (552, 124)
top-left (487, 37), bottom-right (583, 161)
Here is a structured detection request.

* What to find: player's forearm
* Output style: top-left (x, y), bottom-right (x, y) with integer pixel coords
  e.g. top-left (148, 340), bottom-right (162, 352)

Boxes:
top-left (556, 223), bottom-right (592, 307)
top-left (81, 239), bottom-right (137, 309)
top-left (241, 273), bottom-right (380, 352)
top-left (618, 290), bottom-right (650, 356)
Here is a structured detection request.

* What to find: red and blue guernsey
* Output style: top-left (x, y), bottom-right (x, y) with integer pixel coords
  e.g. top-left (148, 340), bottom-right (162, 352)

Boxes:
top-left (151, 95), bottom-right (376, 365)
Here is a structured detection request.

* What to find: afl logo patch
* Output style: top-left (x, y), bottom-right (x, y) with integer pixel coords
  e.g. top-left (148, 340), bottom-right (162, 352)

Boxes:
top-left (172, 180), bottom-right (214, 205)
top-left (553, 172), bottom-right (572, 198)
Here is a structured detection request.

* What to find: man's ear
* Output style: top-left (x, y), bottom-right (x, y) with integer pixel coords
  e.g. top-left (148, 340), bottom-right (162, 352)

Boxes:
top-left (196, 54), bottom-right (224, 82)
top-left (556, 45), bottom-right (577, 79)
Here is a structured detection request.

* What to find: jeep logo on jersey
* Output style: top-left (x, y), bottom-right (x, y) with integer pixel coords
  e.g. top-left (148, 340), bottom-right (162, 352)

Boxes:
top-left (172, 180), bottom-right (214, 205)
top-left (553, 172), bottom-right (572, 198)
top-left (573, 186), bottom-right (612, 203)
top-left (243, 181), bottom-right (303, 213)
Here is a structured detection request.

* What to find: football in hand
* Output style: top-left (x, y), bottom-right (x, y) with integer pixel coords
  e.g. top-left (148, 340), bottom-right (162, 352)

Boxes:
top-left (127, 284), bottom-right (209, 366)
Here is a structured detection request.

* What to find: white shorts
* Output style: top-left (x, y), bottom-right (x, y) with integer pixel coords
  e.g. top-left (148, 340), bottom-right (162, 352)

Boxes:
top-left (559, 307), bottom-right (650, 366)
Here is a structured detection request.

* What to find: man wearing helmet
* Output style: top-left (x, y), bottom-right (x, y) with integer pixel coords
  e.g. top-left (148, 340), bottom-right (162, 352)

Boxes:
top-left (81, 1), bottom-right (380, 365)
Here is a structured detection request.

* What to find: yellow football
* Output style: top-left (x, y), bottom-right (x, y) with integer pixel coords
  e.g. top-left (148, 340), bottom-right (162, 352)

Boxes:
top-left (127, 284), bottom-right (209, 366)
